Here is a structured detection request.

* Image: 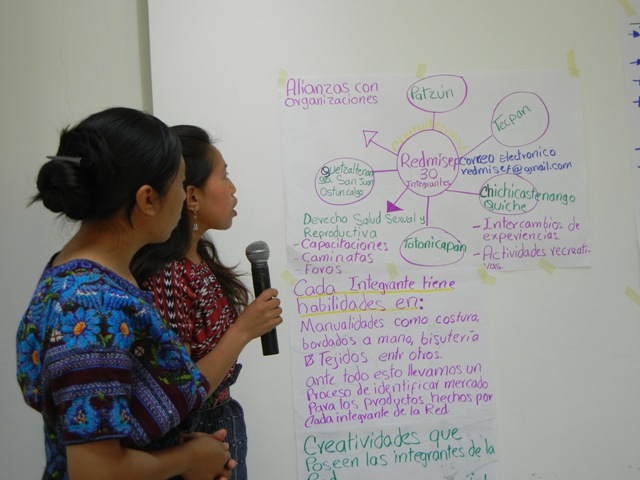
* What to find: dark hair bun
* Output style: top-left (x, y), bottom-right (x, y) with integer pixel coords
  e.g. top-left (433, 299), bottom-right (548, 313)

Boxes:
top-left (35, 158), bottom-right (91, 219)
top-left (35, 127), bottom-right (112, 220)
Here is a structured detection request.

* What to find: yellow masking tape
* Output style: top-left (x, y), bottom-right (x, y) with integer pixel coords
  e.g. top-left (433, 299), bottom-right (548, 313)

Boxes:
top-left (386, 263), bottom-right (399, 279)
top-left (477, 265), bottom-right (496, 286)
top-left (618, 0), bottom-right (637, 16)
top-left (281, 270), bottom-right (296, 286)
top-left (416, 64), bottom-right (427, 79)
top-left (567, 50), bottom-right (580, 77)
top-left (278, 69), bottom-right (288, 89)
top-left (539, 258), bottom-right (556, 274)
top-left (625, 286), bottom-right (640, 306)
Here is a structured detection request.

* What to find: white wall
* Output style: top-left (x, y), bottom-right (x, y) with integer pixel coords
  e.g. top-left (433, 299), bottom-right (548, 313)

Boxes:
top-left (0, 1), bottom-right (151, 478)
top-left (147, 1), bottom-right (640, 480)
top-left (3, 1), bottom-right (640, 480)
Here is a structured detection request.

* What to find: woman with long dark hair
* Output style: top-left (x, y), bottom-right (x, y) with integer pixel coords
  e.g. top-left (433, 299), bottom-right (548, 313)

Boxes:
top-left (132, 125), bottom-right (282, 480)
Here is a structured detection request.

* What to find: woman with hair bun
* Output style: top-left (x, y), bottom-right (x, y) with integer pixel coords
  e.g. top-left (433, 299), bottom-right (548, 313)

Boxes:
top-left (16, 107), bottom-right (235, 480)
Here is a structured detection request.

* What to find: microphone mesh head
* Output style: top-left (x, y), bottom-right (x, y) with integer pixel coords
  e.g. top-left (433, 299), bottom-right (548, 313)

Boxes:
top-left (245, 240), bottom-right (270, 264)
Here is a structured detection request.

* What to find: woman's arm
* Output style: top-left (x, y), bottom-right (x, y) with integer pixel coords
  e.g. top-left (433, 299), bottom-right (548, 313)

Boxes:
top-left (195, 288), bottom-right (283, 394)
top-left (67, 434), bottom-right (231, 480)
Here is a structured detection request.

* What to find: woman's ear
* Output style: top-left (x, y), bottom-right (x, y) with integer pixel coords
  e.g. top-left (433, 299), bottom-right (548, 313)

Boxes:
top-left (185, 185), bottom-right (199, 212)
top-left (135, 185), bottom-right (160, 216)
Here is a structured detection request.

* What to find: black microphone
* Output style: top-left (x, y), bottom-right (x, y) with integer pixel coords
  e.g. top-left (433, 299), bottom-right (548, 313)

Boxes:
top-left (245, 240), bottom-right (279, 356)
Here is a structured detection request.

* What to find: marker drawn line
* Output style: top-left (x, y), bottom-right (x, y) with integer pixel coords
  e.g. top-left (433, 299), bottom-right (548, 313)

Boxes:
top-left (363, 130), bottom-right (397, 157)
top-left (369, 141), bottom-right (396, 156)
top-left (461, 135), bottom-right (493, 158)
top-left (296, 287), bottom-right (455, 300)
top-left (448, 189), bottom-right (480, 196)
top-left (425, 196), bottom-right (430, 226)
top-left (373, 168), bottom-right (398, 174)
top-left (393, 186), bottom-right (410, 205)
top-left (299, 307), bottom-right (421, 318)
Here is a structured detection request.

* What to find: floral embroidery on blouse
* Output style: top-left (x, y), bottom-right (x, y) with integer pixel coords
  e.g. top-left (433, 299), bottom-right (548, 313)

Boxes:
top-left (16, 259), bottom-right (210, 479)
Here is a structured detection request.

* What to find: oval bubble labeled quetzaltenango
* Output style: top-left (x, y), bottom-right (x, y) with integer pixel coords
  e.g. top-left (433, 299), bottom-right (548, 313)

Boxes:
top-left (399, 226), bottom-right (467, 267)
top-left (478, 173), bottom-right (538, 215)
top-left (315, 157), bottom-right (375, 206)
top-left (406, 74), bottom-right (468, 114)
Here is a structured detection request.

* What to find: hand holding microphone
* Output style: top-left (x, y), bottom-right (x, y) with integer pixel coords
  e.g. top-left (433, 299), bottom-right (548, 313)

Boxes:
top-left (245, 241), bottom-right (281, 356)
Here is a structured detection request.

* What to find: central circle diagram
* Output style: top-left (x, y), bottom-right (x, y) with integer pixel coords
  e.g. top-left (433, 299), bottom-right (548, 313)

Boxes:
top-left (397, 129), bottom-right (460, 197)
top-left (312, 73), bottom-right (552, 268)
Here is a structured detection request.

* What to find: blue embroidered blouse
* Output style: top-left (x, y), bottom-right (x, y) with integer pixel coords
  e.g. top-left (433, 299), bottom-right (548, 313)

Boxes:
top-left (16, 259), bottom-right (210, 479)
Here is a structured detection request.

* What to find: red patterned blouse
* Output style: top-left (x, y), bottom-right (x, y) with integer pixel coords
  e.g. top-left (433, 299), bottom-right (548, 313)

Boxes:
top-left (143, 257), bottom-right (238, 383)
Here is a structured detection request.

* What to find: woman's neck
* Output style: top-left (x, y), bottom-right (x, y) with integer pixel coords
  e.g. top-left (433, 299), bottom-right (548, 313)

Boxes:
top-left (185, 233), bottom-right (202, 264)
top-left (53, 221), bottom-right (142, 284)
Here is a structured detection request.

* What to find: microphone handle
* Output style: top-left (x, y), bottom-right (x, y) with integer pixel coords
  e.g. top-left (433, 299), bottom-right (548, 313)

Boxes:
top-left (251, 263), bottom-right (279, 356)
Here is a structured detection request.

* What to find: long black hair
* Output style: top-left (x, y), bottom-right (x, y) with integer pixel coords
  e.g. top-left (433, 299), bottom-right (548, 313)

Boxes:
top-left (131, 125), bottom-right (249, 313)
top-left (32, 107), bottom-right (182, 222)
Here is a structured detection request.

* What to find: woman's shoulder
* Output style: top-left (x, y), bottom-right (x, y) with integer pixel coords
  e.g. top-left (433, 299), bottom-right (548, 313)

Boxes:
top-left (37, 260), bottom-right (158, 319)
top-left (43, 258), bottom-right (148, 301)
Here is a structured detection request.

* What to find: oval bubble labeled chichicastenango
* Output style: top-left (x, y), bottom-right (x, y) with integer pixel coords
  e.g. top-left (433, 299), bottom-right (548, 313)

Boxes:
top-left (315, 157), bottom-right (375, 206)
top-left (406, 74), bottom-right (468, 114)
top-left (478, 173), bottom-right (538, 215)
top-left (399, 226), bottom-right (466, 267)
